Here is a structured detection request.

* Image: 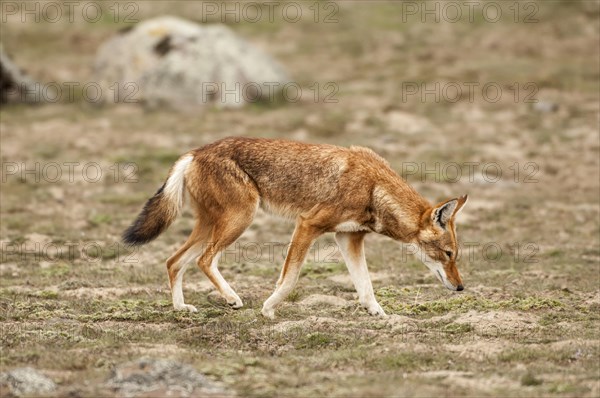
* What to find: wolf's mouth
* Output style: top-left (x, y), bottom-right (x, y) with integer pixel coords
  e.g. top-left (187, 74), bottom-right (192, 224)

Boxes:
top-left (436, 270), bottom-right (444, 282)
top-left (436, 269), bottom-right (458, 290)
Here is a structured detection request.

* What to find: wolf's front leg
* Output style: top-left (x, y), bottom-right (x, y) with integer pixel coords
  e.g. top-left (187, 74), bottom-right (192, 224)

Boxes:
top-left (335, 232), bottom-right (386, 316)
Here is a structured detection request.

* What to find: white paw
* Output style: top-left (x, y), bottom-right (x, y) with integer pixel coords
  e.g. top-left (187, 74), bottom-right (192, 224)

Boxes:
top-left (228, 298), bottom-right (244, 309)
top-left (365, 302), bottom-right (387, 317)
top-left (261, 306), bottom-right (275, 319)
top-left (225, 293), bottom-right (243, 309)
top-left (174, 304), bottom-right (198, 313)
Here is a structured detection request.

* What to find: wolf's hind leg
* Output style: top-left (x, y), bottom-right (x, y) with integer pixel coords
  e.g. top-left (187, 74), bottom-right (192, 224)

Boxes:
top-left (196, 204), bottom-right (256, 309)
top-left (166, 222), bottom-right (210, 312)
top-left (262, 218), bottom-right (322, 318)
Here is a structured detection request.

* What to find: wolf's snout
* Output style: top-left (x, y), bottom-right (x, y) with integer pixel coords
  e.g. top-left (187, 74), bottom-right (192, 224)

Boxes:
top-left (456, 284), bottom-right (464, 291)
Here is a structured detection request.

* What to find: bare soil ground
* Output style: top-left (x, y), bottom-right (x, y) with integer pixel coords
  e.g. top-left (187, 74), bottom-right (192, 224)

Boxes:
top-left (1, 1), bottom-right (599, 397)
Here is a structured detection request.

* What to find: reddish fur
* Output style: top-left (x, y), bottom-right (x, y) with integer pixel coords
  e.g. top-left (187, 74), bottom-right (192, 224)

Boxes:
top-left (123, 137), bottom-right (468, 313)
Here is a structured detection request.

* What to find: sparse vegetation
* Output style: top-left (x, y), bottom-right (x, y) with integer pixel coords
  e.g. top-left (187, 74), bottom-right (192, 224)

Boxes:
top-left (1, 1), bottom-right (599, 397)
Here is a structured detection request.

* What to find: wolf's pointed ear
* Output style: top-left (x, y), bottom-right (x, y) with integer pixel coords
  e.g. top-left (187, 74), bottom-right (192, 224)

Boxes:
top-left (454, 194), bottom-right (469, 216)
top-left (432, 195), bottom-right (469, 229)
top-left (431, 199), bottom-right (458, 230)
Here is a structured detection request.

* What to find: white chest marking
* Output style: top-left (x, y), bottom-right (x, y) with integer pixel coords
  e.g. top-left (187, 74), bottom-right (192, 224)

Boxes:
top-left (335, 221), bottom-right (369, 232)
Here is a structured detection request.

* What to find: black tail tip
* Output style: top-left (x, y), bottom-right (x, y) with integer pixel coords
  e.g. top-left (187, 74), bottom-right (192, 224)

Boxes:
top-left (121, 226), bottom-right (149, 246)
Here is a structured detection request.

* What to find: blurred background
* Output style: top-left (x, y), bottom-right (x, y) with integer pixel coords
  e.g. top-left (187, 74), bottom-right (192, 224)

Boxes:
top-left (1, 1), bottom-right (599, 397)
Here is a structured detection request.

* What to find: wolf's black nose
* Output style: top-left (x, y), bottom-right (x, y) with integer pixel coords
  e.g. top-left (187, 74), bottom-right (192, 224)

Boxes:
top-left (457, 284), bottom-right (464, 291)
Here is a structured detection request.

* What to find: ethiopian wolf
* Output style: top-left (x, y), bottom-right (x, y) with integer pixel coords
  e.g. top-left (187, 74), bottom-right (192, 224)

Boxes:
top-left (123, 137), bottom-right (468, 318)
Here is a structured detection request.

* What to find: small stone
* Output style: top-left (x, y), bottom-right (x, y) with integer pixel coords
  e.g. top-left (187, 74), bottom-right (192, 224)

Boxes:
top-left (533, 101), bottom-right (558, 113)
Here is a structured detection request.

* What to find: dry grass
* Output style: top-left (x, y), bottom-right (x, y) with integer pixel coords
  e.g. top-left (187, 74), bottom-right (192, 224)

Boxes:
top-left (1, 1), bottom-right (599, 397)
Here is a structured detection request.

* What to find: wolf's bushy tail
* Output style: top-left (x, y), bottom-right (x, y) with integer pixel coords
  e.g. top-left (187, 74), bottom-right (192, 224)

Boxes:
top-left (122, 155), bottom-right (193, 246)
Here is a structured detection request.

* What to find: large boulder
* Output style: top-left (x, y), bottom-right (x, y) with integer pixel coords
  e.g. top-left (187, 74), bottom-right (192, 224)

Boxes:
top-left (94, 16), bottom-right (290, 111)
top-left (0, 46), bottom-right (54, 105)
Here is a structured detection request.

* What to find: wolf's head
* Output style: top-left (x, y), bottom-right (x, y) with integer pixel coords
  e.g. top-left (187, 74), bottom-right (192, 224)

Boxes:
top-left (415, 195), bottom-right (468, 291)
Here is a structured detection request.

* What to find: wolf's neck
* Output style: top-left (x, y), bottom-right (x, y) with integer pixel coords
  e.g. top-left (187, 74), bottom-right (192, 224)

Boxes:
top-left (372, 178), bottom-right (430, 242)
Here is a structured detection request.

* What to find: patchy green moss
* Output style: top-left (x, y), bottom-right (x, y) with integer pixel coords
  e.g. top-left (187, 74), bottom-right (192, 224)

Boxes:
top-left (377, 289), bottom-right (564, 315)
top-left (498, 345), bottom-right (596, 366)
top-left (40, 263), bottom-right (71, 278)
top-left (295, 332), bottom-right (343, 350)
top-left (285, 290), bottom-right (302, 303)
top-left (521, 372), bottom-right (543, 386)
top-left (33, 290), bottom-right (59, 299)
top-left (373, 350), bottom-right (458, 372)
top-left (301, 261), bottom-right (346, 279)
top-left (88, 213), bottom-right (112, 227)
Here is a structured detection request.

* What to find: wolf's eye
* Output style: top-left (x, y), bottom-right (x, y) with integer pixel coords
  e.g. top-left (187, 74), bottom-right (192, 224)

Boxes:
top-left (445, 250), bottom-right (453, 259)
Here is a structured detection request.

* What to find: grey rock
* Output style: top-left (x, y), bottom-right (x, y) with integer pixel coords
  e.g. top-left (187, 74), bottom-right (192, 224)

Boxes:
top-left (533, 101), bottom-right (558, 113)
top-left (0, 45), bottom-right (55, 105)
top-left (106, 357), bottom-right (228, 397)
top-left (0, 367), bottom-right (57, 397)
top-left (94, 16), bottom-right (290, 111)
